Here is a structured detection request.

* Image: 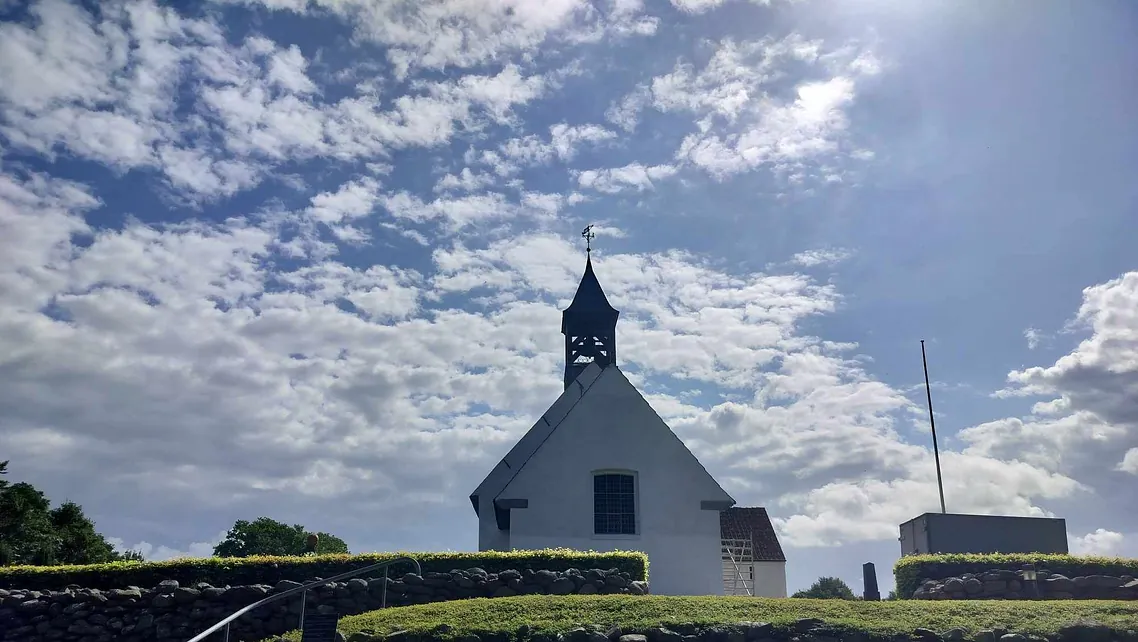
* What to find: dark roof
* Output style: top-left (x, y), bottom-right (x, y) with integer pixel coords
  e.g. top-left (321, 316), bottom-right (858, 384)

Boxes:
top-left (720, 507), bottom-right (786, 562)
top-left (562, 256), bottom-right (619, 333)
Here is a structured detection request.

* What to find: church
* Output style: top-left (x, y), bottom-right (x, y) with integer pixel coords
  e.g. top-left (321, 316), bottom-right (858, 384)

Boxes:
top-left (470, 242), bottom-right (786, 597)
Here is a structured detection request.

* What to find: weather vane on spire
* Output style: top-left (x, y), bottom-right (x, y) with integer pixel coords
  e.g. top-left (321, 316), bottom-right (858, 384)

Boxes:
top-left (582, 224), bottom-right (596, 253)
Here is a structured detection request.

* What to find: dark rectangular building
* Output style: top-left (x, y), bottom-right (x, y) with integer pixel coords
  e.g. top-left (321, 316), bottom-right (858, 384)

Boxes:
top-left (899, 513), bottom-right (1068, 556)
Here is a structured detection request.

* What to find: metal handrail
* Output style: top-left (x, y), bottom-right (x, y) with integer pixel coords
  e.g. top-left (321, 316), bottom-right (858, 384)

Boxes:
top-left (186, 556), bottom-right (421, 642)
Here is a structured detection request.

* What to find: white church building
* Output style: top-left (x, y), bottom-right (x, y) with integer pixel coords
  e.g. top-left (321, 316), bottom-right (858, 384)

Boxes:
top-left (470, 251), bottom-right (787, 596)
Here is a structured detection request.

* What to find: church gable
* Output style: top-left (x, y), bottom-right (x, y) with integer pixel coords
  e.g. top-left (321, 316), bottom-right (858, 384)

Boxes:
top-left (469, 361), bottom-right (606, 515)
top-left (496, 365), bottom-right (734, 509)
top-left (471, 237), bottom-right (733, 536)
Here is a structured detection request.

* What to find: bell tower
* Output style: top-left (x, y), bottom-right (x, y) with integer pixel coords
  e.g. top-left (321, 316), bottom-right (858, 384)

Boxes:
top-left (561, 226), bottom-right (619, 389)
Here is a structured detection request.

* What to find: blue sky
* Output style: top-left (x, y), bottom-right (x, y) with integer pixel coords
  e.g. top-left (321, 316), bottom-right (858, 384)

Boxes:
top-left (1, 0), bottom-right (1137, 596)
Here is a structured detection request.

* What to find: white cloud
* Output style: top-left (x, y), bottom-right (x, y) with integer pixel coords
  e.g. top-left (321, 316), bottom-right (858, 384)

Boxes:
top-left (959, 411), bottom-right (1125, 472)
top-left (954, 272), bottom-right (1138, 541)
top-left (157, 145), bottom-right (263, 198)
top-left (378, 190), bottom-right (563, 233)
top-left (605, 85), bottom-right (650, 132)
top-left (0, 170), bottom-right (97, 311)
top-left (1024, 326), bottom-right (1045, 350)
top-left (304, 177), bottom-right (382, 242)
top-left (434, 168), bottom-right (498, 194)
top-left (1069, 528), bottom-right (1125, 556)
top-left (774, 455), bottom-right (1082, 547)
top-left (996, 272), bottom-right (1138, 437)
top-left (433, 63), bottom-right (547, 123)
top-left (643, 34), bottom-right (879, 183)
top-left (219, 0), bottom-right (655, 79)
top-left (0, 172), bottom-right (557, 530)
top-left (549, 123), bottom-right (617, 160)
top-left (267, 44), bottom-right (317, 94)
top-left (576, 162), bottom-right (678, 193)
top-left (0, 2), bottom-right (555, 201)
top-left (669, 0), bottom-right (777, 14)
top-left (0, 0), bottom-right (198, 170)
top-left (790, 248), bottom-right (853, 267)
top-left (1119, 448), bottom-right (1138, 474)
top-left (110, 531), bottom-right (227, 561)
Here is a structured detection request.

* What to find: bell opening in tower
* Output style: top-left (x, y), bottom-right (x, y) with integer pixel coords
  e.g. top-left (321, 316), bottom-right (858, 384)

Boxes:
top-left (561, 256), bottom-right (620, 390)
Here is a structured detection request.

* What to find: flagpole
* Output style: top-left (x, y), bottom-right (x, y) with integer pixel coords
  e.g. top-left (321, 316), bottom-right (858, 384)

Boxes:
top-left (921, 340), bottom-right (947, 514)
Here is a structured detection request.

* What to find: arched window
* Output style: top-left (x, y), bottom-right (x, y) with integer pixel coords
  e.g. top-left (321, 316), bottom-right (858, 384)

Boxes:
top-left (593, 471), bottom-right (637, 535)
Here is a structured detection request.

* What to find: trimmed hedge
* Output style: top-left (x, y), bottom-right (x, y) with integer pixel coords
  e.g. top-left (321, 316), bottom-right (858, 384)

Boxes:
top-left (0, 548), bottom-right (648, 591)
top-left (894, 553), bottom-right (1138, 598)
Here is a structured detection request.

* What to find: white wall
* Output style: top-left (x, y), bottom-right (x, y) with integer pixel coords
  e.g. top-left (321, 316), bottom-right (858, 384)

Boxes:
top-left (721, 559), bottom-right (788, 598)
top-left (497, 366), bottom-right (734, 596)
top-left (752, 561), bottom-right (788, 598)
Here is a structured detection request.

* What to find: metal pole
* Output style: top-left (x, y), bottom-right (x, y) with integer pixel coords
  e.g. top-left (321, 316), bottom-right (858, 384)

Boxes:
top-left (921, 340), bottom-right (948, 514)
top-left (299, 589), bottom-right (306, 631)
top-left (224, 622), bottom-right (230, 642)
top-left (381, 566), bottom-right (388, 609)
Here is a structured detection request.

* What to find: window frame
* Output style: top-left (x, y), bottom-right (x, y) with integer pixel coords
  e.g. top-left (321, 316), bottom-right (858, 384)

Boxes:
top-left (591, 469), bottom-right (639, 539)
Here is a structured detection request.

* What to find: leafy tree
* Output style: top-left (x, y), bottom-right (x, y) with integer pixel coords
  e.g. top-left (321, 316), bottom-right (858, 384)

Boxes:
top-left (50, 501), bottom-right (122, 565)
top-left (0, 461), bottom-right (143, 566)
top-left (213, 517), bottom-right (350, 558)
top-left (0, 480), bottom-right (58, 565)
top-left (791, 576), bottom-right (858, 600)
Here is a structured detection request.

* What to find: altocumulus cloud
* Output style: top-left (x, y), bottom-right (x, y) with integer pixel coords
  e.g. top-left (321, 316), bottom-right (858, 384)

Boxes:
top-left (0, 0), bottom-right (1134, 581)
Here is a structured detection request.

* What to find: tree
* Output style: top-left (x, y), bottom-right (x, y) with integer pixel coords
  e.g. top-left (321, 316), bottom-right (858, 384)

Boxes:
top-left (50, 501), bottom-right (122, 565)
top-left (792, 576), bottom-right (858, 600)
top-left (212, 517), bottom-right (350, 558)
top-left (0, 461), bottom-right (142, 566)
top-left (0, 480), bottom-right (59, 565)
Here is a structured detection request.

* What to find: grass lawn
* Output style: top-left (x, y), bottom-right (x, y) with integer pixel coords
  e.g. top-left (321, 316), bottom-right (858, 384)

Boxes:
top-left (273, 595), bottom-right (1138, 641)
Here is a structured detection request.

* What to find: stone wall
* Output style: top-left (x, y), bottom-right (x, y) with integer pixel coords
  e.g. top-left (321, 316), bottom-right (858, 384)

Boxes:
top-left (270, 619), bottom-right (1136, 642)
top-left (0, 567), bottom-right (647, 642)
top-left (912, 567), bottom-right (1138, 600)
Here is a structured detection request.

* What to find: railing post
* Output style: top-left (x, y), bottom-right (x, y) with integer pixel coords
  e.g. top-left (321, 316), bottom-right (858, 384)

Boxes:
top-left (223, 622), bottom-right (230, 642)
top-left (381, 566), bottom-right (388, 609)
top-left (299, 589), bottom-right (307, 631)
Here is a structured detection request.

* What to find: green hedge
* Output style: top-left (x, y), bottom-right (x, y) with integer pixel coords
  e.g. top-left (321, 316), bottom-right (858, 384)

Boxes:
top-left (894, 553), bottom-right (1138, 598)
top-left (0, 549), bottom-right (648, 591)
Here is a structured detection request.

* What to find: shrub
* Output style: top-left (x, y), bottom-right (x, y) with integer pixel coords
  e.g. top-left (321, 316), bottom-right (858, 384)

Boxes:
top-left (791, 576), bottom-right (857, 600)
top-left (894, 553), bottom-right (1138, 598)
top-left (0, 548), bottom-right (648, 591)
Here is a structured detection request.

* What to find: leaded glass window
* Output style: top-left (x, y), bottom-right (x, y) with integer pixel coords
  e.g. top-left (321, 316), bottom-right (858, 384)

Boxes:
top-left (593, 472), bottom-right (636, 535)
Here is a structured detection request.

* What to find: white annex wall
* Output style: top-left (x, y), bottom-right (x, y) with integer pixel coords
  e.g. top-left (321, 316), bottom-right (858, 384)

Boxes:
top-left (752, 561), bottom-right (788, 598)
top-left (721, 559), bottom-right (788, 598)
top-left (497, 366), bottom-right (734, 596)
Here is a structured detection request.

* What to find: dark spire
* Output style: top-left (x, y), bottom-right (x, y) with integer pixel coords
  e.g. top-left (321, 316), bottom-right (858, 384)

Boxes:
top-left (561, 254), bottom-right (619, 389)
